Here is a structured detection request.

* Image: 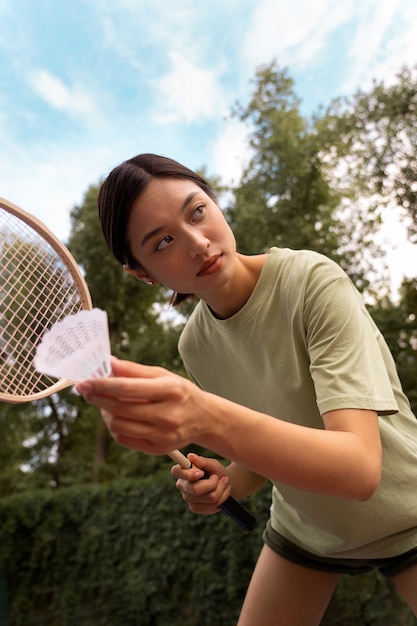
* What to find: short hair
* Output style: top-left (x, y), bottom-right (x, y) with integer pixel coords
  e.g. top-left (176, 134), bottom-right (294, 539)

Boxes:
top-left (98, 153), bottom-right (217, 305)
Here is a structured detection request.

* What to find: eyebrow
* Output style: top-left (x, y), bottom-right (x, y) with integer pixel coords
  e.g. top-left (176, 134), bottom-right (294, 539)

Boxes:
top-left (140, 190), bottom-right (200, 247)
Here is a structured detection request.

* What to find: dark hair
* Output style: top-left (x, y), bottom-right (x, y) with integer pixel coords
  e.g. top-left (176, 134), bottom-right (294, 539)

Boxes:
top-left (98, 153), bottom-right (218, 306)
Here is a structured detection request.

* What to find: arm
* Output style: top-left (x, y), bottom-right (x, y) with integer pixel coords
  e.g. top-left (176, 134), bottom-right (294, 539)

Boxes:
top-left (202, 393), bottom-right (382, 501)
top-left (76, 358), bottom-right (382, 502)
top-left (226, 462), bottom-right (267, 499)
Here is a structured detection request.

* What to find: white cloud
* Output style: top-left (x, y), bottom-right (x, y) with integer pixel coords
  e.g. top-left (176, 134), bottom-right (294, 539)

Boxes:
top-left (340, 0), bottom-right (406, 93)
top-left (211, 120), bottom-right (250, 187)
top-left (374, 207), bottom-right (417, 297)
top-left (92, 0), bottom-right (197, 71)
top-left (152, 51), bottom-right (227, 124)
top-left (28, 69), bottom-right (99, 123)
top-left (0, 138), bottom-right (116, 241)
top-left (348, 0), bottom-right (400, 61)
top-left (243, 0), bottom-right (352, 73)
top-left (242, 0), bottom-right (417, 103)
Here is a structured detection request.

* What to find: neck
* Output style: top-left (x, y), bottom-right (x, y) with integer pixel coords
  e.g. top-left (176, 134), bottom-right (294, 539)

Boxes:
top-left (205, 252), bottom-right (267, 319)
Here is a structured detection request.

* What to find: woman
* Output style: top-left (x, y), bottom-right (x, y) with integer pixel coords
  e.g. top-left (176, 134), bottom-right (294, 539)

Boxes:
top-left (76, 153), bottom-right (417, 624)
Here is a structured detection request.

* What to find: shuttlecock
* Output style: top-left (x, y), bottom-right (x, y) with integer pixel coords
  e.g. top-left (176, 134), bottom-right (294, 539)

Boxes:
top-left (34, 308), bottom-right (111, 382)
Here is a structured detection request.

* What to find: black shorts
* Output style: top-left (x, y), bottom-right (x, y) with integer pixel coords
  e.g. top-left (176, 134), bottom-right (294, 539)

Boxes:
top-left (263, 520), bottom-right (417, 578)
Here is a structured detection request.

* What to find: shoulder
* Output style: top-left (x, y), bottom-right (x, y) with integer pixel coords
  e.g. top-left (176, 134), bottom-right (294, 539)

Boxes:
top-left (178, 300), bottom-right (206, 354)
top-left (268, 247), bottom-right (344, 274)
top-left (267, 247), bottom-right (348, 293)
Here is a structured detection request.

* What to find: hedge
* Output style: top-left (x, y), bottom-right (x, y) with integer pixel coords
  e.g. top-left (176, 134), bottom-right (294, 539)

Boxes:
top-left (0, 474), bottom-right (414, 625)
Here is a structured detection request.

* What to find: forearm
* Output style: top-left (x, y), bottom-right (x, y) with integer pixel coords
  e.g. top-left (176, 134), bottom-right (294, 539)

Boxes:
top-left (225, 462), bottom-right (267, 500)
top-left (195, 393), bottom-right (382, 501)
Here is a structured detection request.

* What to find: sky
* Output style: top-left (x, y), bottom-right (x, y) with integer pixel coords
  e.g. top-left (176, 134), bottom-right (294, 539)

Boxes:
top-left (1, 0), bottom-right (417, 293)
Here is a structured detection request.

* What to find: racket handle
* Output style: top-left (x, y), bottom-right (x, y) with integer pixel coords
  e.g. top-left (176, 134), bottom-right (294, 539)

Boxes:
top-left (218, 495), bottom-right (256, 532)
top-left (168, 449), bottom-right (256, 532)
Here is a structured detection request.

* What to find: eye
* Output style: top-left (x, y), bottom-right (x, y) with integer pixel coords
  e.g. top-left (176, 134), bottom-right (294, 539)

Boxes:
top-left (155, 235), bottom-right (173, 251)
top-left (191, 204), bottom-right (205, 222)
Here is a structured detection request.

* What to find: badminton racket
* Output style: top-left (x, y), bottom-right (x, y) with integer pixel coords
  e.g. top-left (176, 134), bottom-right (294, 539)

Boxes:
top-left (0, 197), bottom-right (255, 531)
top-left (0, 197), bottom-right (92, 402)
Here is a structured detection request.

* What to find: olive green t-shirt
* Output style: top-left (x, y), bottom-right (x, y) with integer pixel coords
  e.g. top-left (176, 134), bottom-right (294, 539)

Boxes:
top-left (178, 248), bottom-right (417, 558)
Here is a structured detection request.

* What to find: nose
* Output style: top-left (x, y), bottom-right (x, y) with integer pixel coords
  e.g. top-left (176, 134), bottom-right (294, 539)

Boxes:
top-left (187, 229), bottom-right (210, 257)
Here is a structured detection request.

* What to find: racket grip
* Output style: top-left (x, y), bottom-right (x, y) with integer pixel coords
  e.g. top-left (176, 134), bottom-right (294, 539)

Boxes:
top-left (168, 449), bottom-right (256, 532)
top-left (219, 495), bottom-right (256, 532)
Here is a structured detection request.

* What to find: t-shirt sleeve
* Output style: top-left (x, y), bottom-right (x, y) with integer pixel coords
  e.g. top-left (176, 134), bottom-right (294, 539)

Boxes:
top-left (303, 266), bottom-right (399, 416)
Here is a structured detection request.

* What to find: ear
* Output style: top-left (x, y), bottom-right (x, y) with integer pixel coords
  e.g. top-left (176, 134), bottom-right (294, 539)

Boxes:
top-left (123, 265), bottom-right (143, 279)
top-left (123, 265), bottom-right (158, 285)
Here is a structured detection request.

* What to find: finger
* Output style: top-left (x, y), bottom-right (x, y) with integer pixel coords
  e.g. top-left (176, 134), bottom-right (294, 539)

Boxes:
top-left (176, 473), bottom-right (220, 497)
top-left (100, 408), bottom-right (183, 453)
top-left (109, 432), bottom-right (172, 455)
top-left (186, 453), bottom-right (228, 478)
top-left (77, 374), bottom-right (182, 404)
top-left (178, 476), bottom-right (231, 510)
top-left (187, 502), bottom-right (222, 516)
top-left (110, 357), bottom-right (167, 380)
top-left (76, 356), bottom-right (173, 399)
top-left (100, 402), bottom-right (185, 442)
top-left (170, 463), bottom-right (205, 481)
top-left (179, 486), bottom-right (223, 509)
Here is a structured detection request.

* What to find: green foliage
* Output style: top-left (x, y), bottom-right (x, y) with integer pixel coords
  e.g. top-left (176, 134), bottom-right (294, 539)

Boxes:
top-left (0, 478), bottom-right (414, 625)
top-left (0, 476), bottom-right (267, 626)
top-left (325, 65), bottom-right (417, 242)
top-left (228, 61), bottom-right (417, 299)
top-left (323, 571), bottom-right (416, 625)
top-left (228, 61), bottom-right (380, 295)
top-left (0, 402), bottom-right (37, 495)
top-left (230, 64), bottom-right (337, 252)
top-left (368, 277), bottom-right (417, 415)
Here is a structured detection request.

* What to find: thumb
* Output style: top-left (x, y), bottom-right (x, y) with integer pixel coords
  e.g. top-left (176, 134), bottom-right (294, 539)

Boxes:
top-left (187, 453), bottom-right (227, 478)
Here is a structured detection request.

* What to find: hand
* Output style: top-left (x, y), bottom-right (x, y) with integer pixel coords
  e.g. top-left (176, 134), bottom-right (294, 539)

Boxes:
top-left (171, 453), bottom-right (232, 515)
top-left (75, 357), bottom-right (207, 455)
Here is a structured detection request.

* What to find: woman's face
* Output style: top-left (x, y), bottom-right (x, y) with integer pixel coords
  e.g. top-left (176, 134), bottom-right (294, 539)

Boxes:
top-left (126, 177), bottom-right (237, 302)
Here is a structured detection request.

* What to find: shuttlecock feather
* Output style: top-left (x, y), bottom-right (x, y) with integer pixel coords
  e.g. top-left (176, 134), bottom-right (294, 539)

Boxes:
top-left (34, 308), bottom-right (111, 381)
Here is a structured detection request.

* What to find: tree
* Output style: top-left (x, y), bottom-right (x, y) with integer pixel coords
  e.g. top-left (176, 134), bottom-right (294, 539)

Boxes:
top-left (229, 62), bottom-right (417, 300)
top-left (325, 65), bottom-right (417, 241)
top-left (0, 402), bottom-right (36, 495)
top-left (369, 277), bottom-right (417, 415)
top-left (228, 62), bottom-right (384, 295)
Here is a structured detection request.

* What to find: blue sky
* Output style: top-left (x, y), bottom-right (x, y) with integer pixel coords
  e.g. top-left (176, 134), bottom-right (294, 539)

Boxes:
top-left (1, 0), bottom-right (417, 289)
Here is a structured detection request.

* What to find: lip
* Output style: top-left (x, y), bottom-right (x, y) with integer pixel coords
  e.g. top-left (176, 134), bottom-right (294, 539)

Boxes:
top-left (197, 254), bottom-right (222, 276)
